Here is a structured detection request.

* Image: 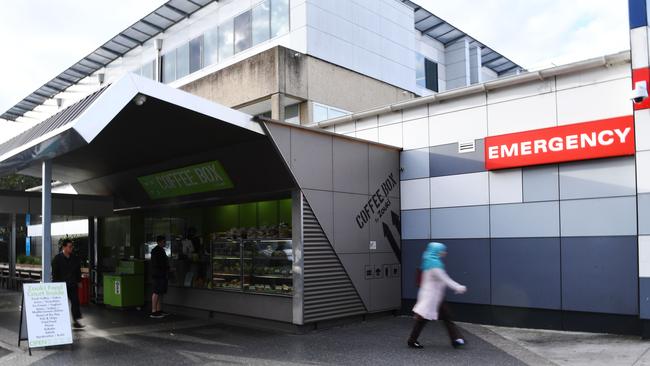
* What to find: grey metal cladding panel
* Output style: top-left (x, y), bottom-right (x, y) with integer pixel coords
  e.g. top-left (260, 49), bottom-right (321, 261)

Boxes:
top-left (559, 156), bottom-right (636, 200)
top-left (338, 253), bottom-right (371, 308)
top-left (72, 198), bottom-right (113, 217)
top-left (431, 205), bottom-right (489, 239)
top-left (442, 239), bottom-right (491, 305)
top-left (333, 192), bottom-right (370, 253)
top-left (429, 139), bottom-right (485, 178)
top-left (560, 197), bottom-right (637, 237)
top-left (290, 128), bottom-right (332, 191)
top-left (369, 198), bottom-right (401, 256)
top-left (370, 252), bottom-right (401, 311)
top-left (638, 193), bottom-right (650, 235)
top-left (561, 236), bottom-right (638, 315)
top-left (0, 195), bottom-right (28, 213)
top-left (264, 123), bottom-right (291, 167)
top-left (333, 138), bottom-right (369, 195)
top-left (522, 165), bottom-right (559, 202)
top-left (302, 189), bottom-right (334, 245)
top-left (401, 240), bottom-right (429, 299)
top-left (490, 202), bottom-right (560, 238)
top-left (369, 145), bottom-right (400, 199)
top-left (402, 209), bottom-right (430, 240)
top-left (640, 278), bottom-right (650, 319)
top-left (400, 148), bottom-right (429, 180)
top-left (491, 238), bottom-right (561, 310)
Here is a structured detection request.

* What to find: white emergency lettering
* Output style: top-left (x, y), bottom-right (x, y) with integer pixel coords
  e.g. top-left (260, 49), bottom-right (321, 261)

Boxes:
top-left (488, 128), bottom-right (632, 159)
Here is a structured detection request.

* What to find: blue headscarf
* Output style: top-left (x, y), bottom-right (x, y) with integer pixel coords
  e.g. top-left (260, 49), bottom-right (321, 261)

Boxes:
top-left (421, 242), bottom-right (446, 270)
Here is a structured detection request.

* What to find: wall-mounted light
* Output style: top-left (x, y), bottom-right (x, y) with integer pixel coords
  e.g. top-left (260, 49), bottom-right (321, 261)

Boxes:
top-left (97, 73), bottom-right (105, 85)
top-left (56, 98), bottom-right (63, 108)
top-left (155, 38), bottom-right (163, 51)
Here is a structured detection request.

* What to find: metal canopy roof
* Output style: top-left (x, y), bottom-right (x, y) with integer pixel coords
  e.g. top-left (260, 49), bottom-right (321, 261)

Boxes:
top-left (1, 0), bottom-right (214, 122)
top-left (401, 0), bottom-right (524, 76)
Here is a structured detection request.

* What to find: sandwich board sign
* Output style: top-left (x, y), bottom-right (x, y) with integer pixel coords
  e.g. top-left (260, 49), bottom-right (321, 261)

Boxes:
top-left (19, 283), bottom-right (72, 350)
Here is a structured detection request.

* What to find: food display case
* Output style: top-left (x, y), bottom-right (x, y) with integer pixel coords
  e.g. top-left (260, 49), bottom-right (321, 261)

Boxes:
top-left (210, 239), bottom-right (292, 295)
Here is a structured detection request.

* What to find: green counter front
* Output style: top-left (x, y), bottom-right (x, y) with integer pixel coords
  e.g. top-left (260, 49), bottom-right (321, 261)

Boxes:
top-left (103, 274), bottom-right (144, 307)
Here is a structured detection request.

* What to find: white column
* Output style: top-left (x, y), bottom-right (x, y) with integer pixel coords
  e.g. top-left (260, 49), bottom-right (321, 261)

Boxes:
top-left (42, 160), bottom-right (52, 283)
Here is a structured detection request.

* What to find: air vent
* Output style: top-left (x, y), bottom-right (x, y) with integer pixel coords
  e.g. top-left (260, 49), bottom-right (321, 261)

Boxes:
top-left (458, 140), bottom-right (476, 153)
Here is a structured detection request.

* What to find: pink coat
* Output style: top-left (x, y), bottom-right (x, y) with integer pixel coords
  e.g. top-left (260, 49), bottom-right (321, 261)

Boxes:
top-left (412, 268), bottom-right (465, 320)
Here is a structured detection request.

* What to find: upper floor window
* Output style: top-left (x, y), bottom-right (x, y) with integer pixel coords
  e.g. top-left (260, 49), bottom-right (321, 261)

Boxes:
top-left (416, 53), bottom-right (439, 92)
top-left (313, 103), bottom-right (349, 123)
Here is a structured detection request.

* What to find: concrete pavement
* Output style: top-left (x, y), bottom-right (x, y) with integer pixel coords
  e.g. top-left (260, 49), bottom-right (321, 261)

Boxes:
top-left (0, 289), bottom-right (649, 365)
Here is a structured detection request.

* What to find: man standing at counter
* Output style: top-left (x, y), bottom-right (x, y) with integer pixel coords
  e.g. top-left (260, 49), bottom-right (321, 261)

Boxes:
top-left (150, 235), bottom-right (170, 319)
top-left (52, 239), bottom-right (84, 329)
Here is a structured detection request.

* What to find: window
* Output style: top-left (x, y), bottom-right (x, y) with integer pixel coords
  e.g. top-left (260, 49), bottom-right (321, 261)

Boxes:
top-left (141, 61), bottom-right (155, 79)
top-left (176, 43), bottom-right (190, 80)
top-left (271, 0), bottom-right (290, 38)
top-left (204, 27), bottom-right (219, 66)
top-left (161, 51), bottom-right (176, 83)
top-left (189, 36), bottom-right (203, 73)
top-left (285, 103), bottom-right (300, 124)
top-left (252, 0), bottom-right (271, 46)
top-left (416, 53), bottom-right (439, 92)
top-left (234, 10), bottom-right (252, 53)
top-left (218, 19), bottom-right (234, 60)
top-left (312, 103), bottom-right (350, 123)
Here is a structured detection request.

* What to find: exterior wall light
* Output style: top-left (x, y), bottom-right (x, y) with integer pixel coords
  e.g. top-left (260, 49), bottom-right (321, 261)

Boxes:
top-left (133, 94), bottom-right (147, 106)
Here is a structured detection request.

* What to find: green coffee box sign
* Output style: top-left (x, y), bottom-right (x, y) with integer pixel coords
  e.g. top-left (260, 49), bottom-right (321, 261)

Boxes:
top-left (138, 160), bottom-right (234, 199)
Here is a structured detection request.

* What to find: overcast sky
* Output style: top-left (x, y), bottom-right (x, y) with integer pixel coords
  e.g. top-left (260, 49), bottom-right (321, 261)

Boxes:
top-left (0, 0), bottom-right (630, 138)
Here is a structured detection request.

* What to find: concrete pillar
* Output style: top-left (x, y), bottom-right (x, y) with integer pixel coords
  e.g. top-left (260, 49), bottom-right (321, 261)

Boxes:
top-left (41, 161), bottom-right (52, 283)
top-left (271, 93), bottom-right (285, 121)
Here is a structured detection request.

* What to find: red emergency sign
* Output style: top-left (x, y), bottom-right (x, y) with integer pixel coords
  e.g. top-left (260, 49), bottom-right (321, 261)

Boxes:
top-left (484, 115), bottom-right (635, 170)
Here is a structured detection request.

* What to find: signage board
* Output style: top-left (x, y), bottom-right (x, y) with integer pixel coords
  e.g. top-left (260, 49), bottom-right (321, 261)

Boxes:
top-left (22, 283), bottom-right (73, 348)
top-left (138, 160), bottom-right (234, 199)
top-left (484, 116), bottom-right (635, 170)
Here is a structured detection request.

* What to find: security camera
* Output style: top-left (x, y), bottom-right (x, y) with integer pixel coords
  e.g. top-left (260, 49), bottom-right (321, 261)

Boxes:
top-left (632, 80), bottom-right (648, 104)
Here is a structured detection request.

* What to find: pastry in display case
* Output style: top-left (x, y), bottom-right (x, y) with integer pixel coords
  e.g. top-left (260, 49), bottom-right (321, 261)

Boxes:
top-left (211, 240), bottom-right (244, 290)
top-left (244, 240), bottom-right (293, 295)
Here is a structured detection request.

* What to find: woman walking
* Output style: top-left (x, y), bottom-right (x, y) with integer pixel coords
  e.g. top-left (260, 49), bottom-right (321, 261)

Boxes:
top-left (407, 242), bottom-right (467, 349)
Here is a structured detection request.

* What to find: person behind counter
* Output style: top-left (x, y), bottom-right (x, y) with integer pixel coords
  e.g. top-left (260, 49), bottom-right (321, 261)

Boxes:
top-left (150, 235), bottom-right (170, 319)
top-left (52, 239), bottom-right (84, 329)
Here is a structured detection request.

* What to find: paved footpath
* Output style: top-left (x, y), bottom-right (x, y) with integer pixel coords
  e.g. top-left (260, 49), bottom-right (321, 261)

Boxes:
top-left (0, 289), bottom-right (648, 366)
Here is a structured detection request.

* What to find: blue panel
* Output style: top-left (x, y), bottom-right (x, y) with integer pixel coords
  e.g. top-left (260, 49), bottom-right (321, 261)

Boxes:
top-left (641, 277), bottom-right (650, 319)
top-left (429, 140), bottom-right (485, 178)
top-left (562, 236), bottom-right (638, 315)
top-left (400, 148), bottom-right (429, 180)
top-left (401, 209), bottom-right (430, 239)
top-left (491, 238), bottom-right (561, 310)
top-left (630, 0), bottom-right (648, 28)
top-left (401, 240), bottom-right (429, 299)
top-left (441, 238), bottom-right (491, 305)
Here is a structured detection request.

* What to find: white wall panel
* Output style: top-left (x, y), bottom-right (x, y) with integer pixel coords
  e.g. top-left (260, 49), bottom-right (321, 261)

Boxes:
top-left (335, 121), bottom-right (355, 134)
top-left (402, 117), bottom-right (429, 150)
top-left (429, 107), bottom-right (488, 146)
top-left (378, 110), bottom-right (402, 126)
top-left (401, 178), bottom-right (430, 210)
top-left (638, 151), bottom-right (650, 193)
top-left (487, 93), bottom-right (557, 135)
top-left (356, 116), bottom-right (378, 130)
top-left (489, 169), bottom-right (523, 204)
top-left (637, 109), bottom-right (650, 152)
top-left (430, 172), bottom-right (489, 208)
top-left (429, 93), bottom-right (485, 116)
top-left (402, 105), bottom-right (428, 122)
top-left (639, 236), bottom-right (650, 277)
top-left (556, 62), bottom-right (632, 90)
top-left (355, 127), bottom-right (378, 142)
top-left (556, 78), bottom-right (633, 125)
top-left (378, 122), bottom-right (403, 147)
top-left (487, 79), bottom-right (555, 105)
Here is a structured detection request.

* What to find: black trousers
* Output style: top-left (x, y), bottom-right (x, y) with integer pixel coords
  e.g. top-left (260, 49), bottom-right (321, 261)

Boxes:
top-left (408, 302), bottom-right (463, 343)
top-left (66, 283), bottom-right (82, 321)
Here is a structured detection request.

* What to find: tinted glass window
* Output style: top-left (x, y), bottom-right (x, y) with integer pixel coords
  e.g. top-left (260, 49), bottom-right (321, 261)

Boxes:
top-left (425, 59), bottom-right (439, 92)
top-left (218, 19), bottom-right (234, 60)
top-left (161, 51), bottom-right (176, 83)
top-left (271, 0), bottom-right (289, 37)
top-left (415, 53), bottom-right (425, 88)
top-left (234, 10), bottom-right (252, 53)
top-left (176, 43), bottom-right (190, 79)
top-left (141, 60), bottom-right (155, 79)
top-left (204, 27), bottom-right (219, 66)
top-left (252, 1), bottom-right (271, 46)
top-left (189, 36), bottom-right (203, 73)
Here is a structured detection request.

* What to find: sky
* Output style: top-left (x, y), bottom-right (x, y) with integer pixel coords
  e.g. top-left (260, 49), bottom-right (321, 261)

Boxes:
top-left (0, 0), bottom-right (631, 139)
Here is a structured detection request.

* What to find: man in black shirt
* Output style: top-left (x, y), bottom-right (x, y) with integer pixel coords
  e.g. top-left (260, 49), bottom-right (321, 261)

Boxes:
top-left (150, 235), bottom-right (169, 318)
top-left (52, 239), bottom-right (84, 328)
